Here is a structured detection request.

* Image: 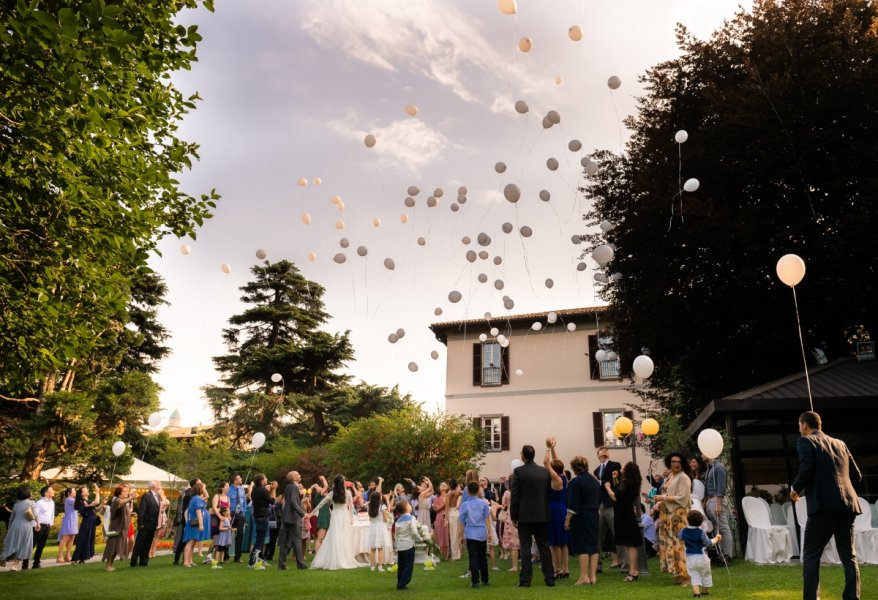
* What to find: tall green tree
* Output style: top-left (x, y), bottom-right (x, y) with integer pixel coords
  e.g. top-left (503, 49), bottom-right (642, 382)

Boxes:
top-left (206, 260), bottom-right (355, 444)
top-left (583, 0), bottom-right (877, 423)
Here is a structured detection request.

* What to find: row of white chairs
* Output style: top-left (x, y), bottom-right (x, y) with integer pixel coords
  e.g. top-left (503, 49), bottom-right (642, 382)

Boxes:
top-left (742, 496), bottom-right (878, 564)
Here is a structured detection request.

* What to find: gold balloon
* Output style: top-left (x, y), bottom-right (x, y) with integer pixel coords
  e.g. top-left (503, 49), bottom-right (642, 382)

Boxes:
top-left (498, 0), bottom-right (517, 15)
top-left (301, 212), bottom-right (311, 225)
top-left (554, 75), bottom-right (563, 86)
top-left (297, 177), bottom-right (307, 187)
top-left (220, 263), bottom-right (231, 274)
top-left (312, 177), bottom-right (322, 186)
top-left (518, 37), bottom-right (533, 53)
top-left (372, 217), bottom-right (381, 227)
top-left (614, 416), bottom-right (634, 437)
top-left (568, 25), bottom-right (583, 41)
top-left (335, 220), bottom-right (345, 230)
top-left (404, 104), bottom-right (418, 117)
top-left (307, 252), bottom-right (317, 262)
top-left (642, 418), bottom-right (660, 436)
top-left (400, 214), bottom-right (409, 223)
top-left (331, 195), bottom-right (342, 205)
top-left (336, 201), bottom-right (345, 212)
top-left (364, 134), bottom-right (376, 148)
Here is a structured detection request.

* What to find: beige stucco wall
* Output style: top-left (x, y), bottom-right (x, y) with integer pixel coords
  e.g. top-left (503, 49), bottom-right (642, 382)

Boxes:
top-left (442, 322), bottom-right (653, 480)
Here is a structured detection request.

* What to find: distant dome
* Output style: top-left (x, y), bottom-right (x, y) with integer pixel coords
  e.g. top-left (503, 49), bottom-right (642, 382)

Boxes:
top-left (168, 409), bottom-right (181, 428)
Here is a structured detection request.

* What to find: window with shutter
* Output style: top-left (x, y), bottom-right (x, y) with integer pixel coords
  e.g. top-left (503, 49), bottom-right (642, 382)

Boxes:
top-left (592, 412), bottom-right (604, 447)
top-left (472, 343), bottom-right (482, 386)
top-left (596, 409), bottom-right (629, 448)
top-left (477, 415), bottom-right (506, 452)
top-left (501, 416), bottom-right (510, 451)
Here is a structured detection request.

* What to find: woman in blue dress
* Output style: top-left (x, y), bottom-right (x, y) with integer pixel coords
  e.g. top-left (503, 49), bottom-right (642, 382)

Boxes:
top-left (72, 484), bottom-right (102, 563)
top-left (58, 488), bottom-right (79, 562)
top-left (182, 482), bottom-right (209, 567)
top-left (566, 455), bottom-right (601, 585)
top-left (544, 437), bottom-right (571, 578)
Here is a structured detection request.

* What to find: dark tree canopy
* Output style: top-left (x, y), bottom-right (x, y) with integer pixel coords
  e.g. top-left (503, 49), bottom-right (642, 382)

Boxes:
top-left (583, 0), bottom-right (877, 423)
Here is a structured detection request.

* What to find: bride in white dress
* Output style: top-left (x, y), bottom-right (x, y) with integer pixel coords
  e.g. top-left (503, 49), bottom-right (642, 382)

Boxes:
top-left (309, 475), bottom-right (362, 569)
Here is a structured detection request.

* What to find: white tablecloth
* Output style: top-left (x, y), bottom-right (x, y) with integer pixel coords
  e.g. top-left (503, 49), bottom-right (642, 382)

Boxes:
top-left (350, 520), bottom-right (439, 565)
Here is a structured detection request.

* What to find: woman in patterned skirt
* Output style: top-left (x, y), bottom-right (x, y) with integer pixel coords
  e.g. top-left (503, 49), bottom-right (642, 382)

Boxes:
top-left (655, 452), bottom-right (692, 585)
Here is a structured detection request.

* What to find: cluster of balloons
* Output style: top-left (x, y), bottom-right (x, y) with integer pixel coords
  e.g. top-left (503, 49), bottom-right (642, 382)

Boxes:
top-left (297, 177), bottom-right (322, 187)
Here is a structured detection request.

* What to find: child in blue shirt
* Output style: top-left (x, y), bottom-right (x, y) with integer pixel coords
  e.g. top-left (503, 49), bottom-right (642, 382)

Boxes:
top-left (678, 510), bottom-right (722, 598)
top-left (458, 481), bottom-right (491, 588)
top-left (393, 499), bottom-right (422, 591)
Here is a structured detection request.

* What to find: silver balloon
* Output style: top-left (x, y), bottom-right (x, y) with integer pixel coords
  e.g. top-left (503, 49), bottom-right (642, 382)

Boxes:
top-left (484, 312), bottom-right (492, 319)
top-left (333, 253), bottom-right (346, 264)
top-left (426, 196), bottom-right (438, 208)
top-left (503, 298), bottom-right (515, 310)
top-left (388, 333), bottom-right (399, 343)
top-left (571, 234), bottom-right (581, 244)
top-left (433, 187), bottom-right (444, 198)
top-left (514, 100), bottom-right (529, 114)
top-left (478, 250), bottom-right (489, 260)
top-left (520, 225), bottom-right (533, 237)
top-left (404, 197), bottom-right (416, 208)
top-left (457, 195), bottom-right (467, 204)
top-left (539, 189), bottom-right (550, 202)
top-left (407, 186), bottom-right (420, 196)
top-left (364, 134), bottom-right (376, 147)
top-left (466, 250), bottom-right (477, 263)
top-left (451, 203), bottom-right (460, 212)
top-left (255, 248), bottom-right (267, 260)
top-left (599, 220), bottom-right (614, 232)
top-left (546, 110), bottom-right (561, 124)
top-left (396, 328), bottom-right (405, 338)
top-left (339, 237), bottom-right (350, 248)
top-left (495, 162), bottom-right (507, 174)
top-left (430, 350), bottom-right (439, 360)
top-left (462, 236), bottom-right (471, 245)
top-left (434, 307), bottom-right (443, 316)
top-left (479, 333), bottom-right (488, 342)
top-left (477, 232), bottom-right (491, 246)
top-left (490, 327), bottom-right (499, 337)
top-left (458, 186), bottom-right (468, 195)
top-left (417, 237), bottom-right (426, 246)
top-left (542, 116), bottom-right (553, 129)
top-left (581, 156), bottom-right (591, 168)
top-left (477, 273), bottom-right (488, 283)
top-left (493, 256), bottom-right (503, 265)
top-left (408, 362), bottom-right (418, 372)
top-left (545, 278), bottom-right (554, 289)
top-left (607, 75), bottom-right (621, 90)
top-left (448, 290), bottom-right (462, 303)
top-left (383, 258), bottom-right (396, 270)
top-left (568, 139), bottom-right (582, 152)
top-left (546, 157), bottom-right (559, 171)
top-left (576, 262), bottom-right (587, 272)
top-left (501, 222), bottom-right (513, 234)
top-left (532, 322), bottom-right (543, 331)
top-left (503, 183), bottom-right (521, 203)
top-left (586, 162), bottom-right (599, 177)
top-left (547, 311), bottom-right (558, 324)
top-left (357, 246), bottom-right (368, 257)
top-left (494, 279), bottom-right (504, 290)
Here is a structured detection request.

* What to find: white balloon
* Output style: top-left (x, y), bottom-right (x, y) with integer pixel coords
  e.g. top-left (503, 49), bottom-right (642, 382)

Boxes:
top-left (312, 177), bottom-right (322, 186)
top-left (532, 322), bottom-right (543, 331)
top-left (675, 130), bottom-right (689, 144)
top-left (514, 100), bottom-right (529, 114)
top-left (632, 355), bottom-right (655, 379)
top-left (511, 458), bottom-right (525, 470)
top-left (697, 428), bottom-right (724, 460)
top-left (683, 178), bottom-right (700, 192)
top-left (448, 290), bottom-right (462, 303)
top-left (495, 162), bottom-right (507, 174)
top-left (271, 373), bottom-right (283, 383)
top-left (546, 157), bottom-right (559, 171)
top-left (335, 219), bottom-right (345, 230)
top-left (364, 134), bottom-right (376, 148)
top-left (776, 254), bottom-right (806, 287)
top-left (400, 214), bottom-right (409, 223)
top-left (479, 333), bottom-right (488, 342)
top-left (607, 75), bottom-right (621, 89)
top-left (490, 327), bottom-right (499, 337)
top-left (255, 249), bottom-right (267, 260)
top-left (331, 194), bottom-right (342, 205)
top-left (566, 323), bottom-right (576, 332)
top-left (307, 252), bottom-right (317, 262)
top-left (147, 413), bottom-right (162, 428)
top-left (251, 432), bottom-right (266, 449)
top-left (383, 258), bottom-right (396, 270)
top-left (496, 334), bottom-right (507, 343)
top-left (503, 183), bottom-right (520, 203)
top-left (599, 220), bottom-right (614, 232)
top-left (547, 311), bottom-right (558, 324)
top-left (112, 441), bottom-right (126, 457)
top-left (592, 244), bottom-right (614, 267)
top-left (179, 244), bottom-right (191, 255)
top-left (515, 368), bottom-right (524, 376)
top-left (595, 349), bottom-right (608, 362)
top-left (498, 0), bottom-right (517, 15)
top-left (500, 337), bottom-right (510, 346)
top-left (220, 263), bottom-right (231, 274)
top-left (607, 351), bottom-right (618, 361)
top-left (554, 75), bottom-right (563, 86)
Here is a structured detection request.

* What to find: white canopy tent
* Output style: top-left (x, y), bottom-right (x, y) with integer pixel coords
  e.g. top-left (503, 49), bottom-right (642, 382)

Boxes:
top-left (41, 458), bottom-right (184, 489)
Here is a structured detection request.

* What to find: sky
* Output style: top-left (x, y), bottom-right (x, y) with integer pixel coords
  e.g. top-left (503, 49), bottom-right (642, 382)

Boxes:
top-left (149, 0), bottom-right (752, 427)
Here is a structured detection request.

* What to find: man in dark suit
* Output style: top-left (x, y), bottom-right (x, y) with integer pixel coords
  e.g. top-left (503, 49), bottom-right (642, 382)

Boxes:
top-left (277, 470), bottom-right (308, 570)
top-left (791, 411), bottom-right (862, 600)
top-left (130, 480), bottom-right (162, 567)
top-left (593, 445), bottom-right (622, 569)
top-left (510, 444), bottom-right (555, 588)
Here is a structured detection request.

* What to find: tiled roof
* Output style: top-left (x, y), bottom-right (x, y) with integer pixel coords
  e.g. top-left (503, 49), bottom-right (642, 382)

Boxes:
top-left (429, 305), bottom-right (609, 332)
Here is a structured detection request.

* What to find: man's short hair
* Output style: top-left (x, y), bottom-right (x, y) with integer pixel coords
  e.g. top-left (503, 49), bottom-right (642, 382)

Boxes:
top-left (189, 478), bottom-right (199, 487)
top-left (254, 474), bottom-right (266, 487)
top-left (467, 481), bottom-right (480, 495)
top-left (521, 445), bottom-right (536, 461)
top-left (687, 510), bottom-right (705, 527)
top-left (799, 411), bottom-right (822, 430)
top-left (39, 485), bottom-right (50, 497)
top-left (597, 445), bottom-right (609, 453)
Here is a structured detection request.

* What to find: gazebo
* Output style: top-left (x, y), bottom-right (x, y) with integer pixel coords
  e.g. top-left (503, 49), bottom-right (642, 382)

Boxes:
top-left (41, 458), bottom-right (185, 493)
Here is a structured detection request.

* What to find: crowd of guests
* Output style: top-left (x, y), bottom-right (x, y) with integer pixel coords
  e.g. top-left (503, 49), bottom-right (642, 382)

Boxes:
top-left (0, 440), bottom-right (733, 595)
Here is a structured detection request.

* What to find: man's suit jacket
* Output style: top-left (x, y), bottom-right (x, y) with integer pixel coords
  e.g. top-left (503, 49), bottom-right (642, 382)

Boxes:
top-left (136, 491), bottom-right (160, 528)
top-left (594, 460), bottom-right (622, 507)
top-left (792, 430), bottom-right (862, 516)
top-left (281, 482), bottom-right (305, 525)
top-left (510, 461), bottom-right (551, 524)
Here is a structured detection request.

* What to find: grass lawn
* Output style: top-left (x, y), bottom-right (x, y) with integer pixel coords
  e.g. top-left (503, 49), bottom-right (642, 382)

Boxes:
top-left (0, 552), bottom-right (874, 599)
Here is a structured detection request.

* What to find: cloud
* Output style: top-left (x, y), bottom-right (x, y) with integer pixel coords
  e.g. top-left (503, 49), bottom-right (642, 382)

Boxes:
top-left (327, 111), bottom-right (460, 172)
top-left (300, 0), bottom-right (538, 102)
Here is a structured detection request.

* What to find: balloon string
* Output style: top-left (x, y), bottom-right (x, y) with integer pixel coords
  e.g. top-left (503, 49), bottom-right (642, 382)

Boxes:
top-left (609, 89), bottom-right (623, 154)
top-left (244, 448), bottom-right (259, 485)
top-left (792, 286), bottom-right (814, 411)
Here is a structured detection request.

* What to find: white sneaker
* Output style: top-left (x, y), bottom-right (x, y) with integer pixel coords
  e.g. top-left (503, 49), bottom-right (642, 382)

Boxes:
top-left (459, 571), bottom-right (471, 579)
top-left (377, 565), bottom-right (385, 572)
top-left (370, 565), bottom-right (375, 571)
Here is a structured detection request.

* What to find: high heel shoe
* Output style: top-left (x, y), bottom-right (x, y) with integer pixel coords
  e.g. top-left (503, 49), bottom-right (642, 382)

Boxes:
top-left (624, 574), bottom-right (639, 582)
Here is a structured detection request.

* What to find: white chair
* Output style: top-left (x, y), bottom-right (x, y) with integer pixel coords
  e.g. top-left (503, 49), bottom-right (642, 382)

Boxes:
top-left (873, 499), bottom-right (878, 529)
top-left (854, 497), bottom-right (878, 564)
top-left (769, 502), bottom-right (787, 526)
top-left (794, 497), bottom-right (841, 564)
top-left (785, 504), bottom-right (800, 557)
top-left (742, 497), bottom-right (793, 564)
